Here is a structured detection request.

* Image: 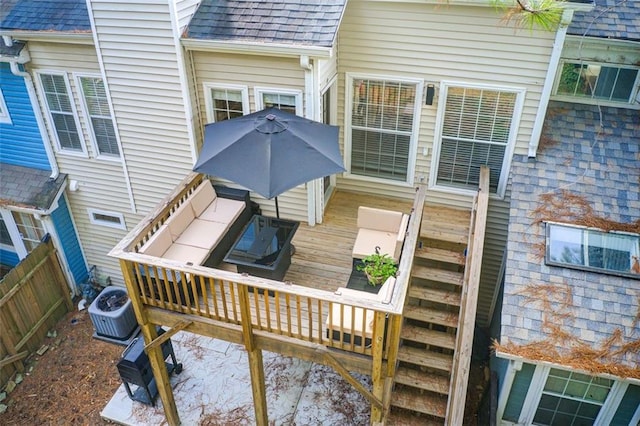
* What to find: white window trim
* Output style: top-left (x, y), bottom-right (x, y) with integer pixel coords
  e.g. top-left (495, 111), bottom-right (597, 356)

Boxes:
top-left (429, 81), bottom-right (525, 199)
top-left (87, 208), bottom-right (126, 230)
top-left (34, 70), bottom-right (87, 157)
top-left (343, 73), bottom-right (424, 187)
top-left (545, 221), bottom-right (640, 279)
top-left (517, 364), bottom-right (628, 426)
top-left (0, 87), bottom-right (12, 124)
top-left (254, 87), bottom-right (303, 115)
top-left (551, 59), bottom-right (640, 109)
top-left (203, 82), bottom-right (250, 123)
top-left (73, 72), bottom-right (121, 161)
top-left (0, 209), bottom-right (29, 259)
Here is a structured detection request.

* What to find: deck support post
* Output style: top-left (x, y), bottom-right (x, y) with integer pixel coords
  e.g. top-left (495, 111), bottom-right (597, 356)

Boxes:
top-left (370, 311), bottom-right (387, 424)
top-left (239, 284), bottom-right (268, 426)
top-left (120, 260), bottom-right (181, 426)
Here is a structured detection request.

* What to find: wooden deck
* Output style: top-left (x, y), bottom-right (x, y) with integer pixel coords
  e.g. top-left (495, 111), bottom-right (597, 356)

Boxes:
top-left (279, 190), bottom-right (413, 292)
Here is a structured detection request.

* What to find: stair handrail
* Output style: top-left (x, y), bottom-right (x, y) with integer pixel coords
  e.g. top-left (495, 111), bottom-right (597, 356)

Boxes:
top-left (445, 166), bottom-right (490, 425)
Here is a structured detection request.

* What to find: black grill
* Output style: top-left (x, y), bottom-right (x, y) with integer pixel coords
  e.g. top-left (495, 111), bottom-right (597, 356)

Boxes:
top-left (116, 329), bottom-right (182, 406)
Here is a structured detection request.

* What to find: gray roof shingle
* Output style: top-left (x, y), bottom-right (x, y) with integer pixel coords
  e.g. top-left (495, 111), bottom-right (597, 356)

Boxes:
top-left (0, 0), bottom-right (90, 33)
top-left (185, 0), bottom-right (347, 48)
top-left (501, 101), bottom-right (640, 371)
top-left (568, 0), bottom-right (640, 41)
top-left (0, 164), bottom-right (67, 211)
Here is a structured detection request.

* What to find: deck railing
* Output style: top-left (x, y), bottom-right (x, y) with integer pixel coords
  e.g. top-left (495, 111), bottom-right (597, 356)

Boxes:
top-left (445, 166), bottom-right (490, 425)
top-left (111, 172), bottom-right (427, 359)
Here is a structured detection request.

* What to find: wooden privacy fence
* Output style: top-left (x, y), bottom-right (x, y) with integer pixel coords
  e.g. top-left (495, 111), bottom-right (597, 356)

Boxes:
top-left (0, 236), bottom-right (73, 389)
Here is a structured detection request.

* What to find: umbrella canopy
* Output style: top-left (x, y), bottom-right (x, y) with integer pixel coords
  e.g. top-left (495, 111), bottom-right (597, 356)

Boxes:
top-left (194, 107), bottom-right (345, 209)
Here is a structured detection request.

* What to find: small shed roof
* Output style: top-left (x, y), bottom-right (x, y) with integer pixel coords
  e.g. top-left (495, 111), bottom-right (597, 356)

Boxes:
top-left (0, 164), bottom-right (67, 212)
top-left (185, 0), bottom-right (347, 48)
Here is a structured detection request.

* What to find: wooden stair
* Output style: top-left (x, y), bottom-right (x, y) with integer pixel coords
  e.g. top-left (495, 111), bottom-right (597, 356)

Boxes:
top-left (390, 205), bottom-right (471, 424)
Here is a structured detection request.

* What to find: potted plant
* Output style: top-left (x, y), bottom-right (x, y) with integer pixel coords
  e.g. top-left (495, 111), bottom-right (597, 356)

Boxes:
top-left (357, 246), bottom-right (398, 286)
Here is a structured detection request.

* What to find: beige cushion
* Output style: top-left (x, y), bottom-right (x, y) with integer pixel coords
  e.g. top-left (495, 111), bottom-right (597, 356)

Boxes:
top-left (168, 201), bottom-right (195, 240)
top-left (163, 242), bottom-right (210, 266)
top-left (174, 218), bottom-right (227, 250)
top-left (190, 180), bottom-right (217, 217)
top-left (352, 228), bottom-right (398, 261)
top-left (199, 197), bottom-right (245, 224)
top-left (357, 206), bottom-right (403, 233)
top-left (139, 225), bottom-right (172, 257)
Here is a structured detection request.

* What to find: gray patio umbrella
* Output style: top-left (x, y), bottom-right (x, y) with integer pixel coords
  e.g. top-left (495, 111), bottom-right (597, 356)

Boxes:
top-left (193, 107), bottom-right (345, 218)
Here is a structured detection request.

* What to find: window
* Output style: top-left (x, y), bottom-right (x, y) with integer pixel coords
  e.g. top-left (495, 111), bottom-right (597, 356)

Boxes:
top-left (204, 84), bottom-right (249, 123)
top-left (0, 88), bottom-right (12, 124)
top-left (0, 216), bottom-right (14, 249)
top-left (432, 83), bottom-right (523, 196)
top-left (533, 369), bottom-right (613, 425)
top-left (346, 76), bottom-right (421, 183)
top-left (88, 209), bottom-right (126, 230)
top-left (555, 61), bottom-right (639, 104)
top-left (37, 72), bottom-right (85, 153)
top-left (77, 75), bottom-right (119, 157)
top-left (12, 212), bottom-right (45, 251)
top-left (254, 88), bottom-right (302, 115)
top-left (546, 223), bottom-right (640, 278)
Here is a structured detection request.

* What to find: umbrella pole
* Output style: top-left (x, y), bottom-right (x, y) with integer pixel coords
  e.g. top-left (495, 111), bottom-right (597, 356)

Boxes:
top-left (275, 197), bottom-right (280, 219)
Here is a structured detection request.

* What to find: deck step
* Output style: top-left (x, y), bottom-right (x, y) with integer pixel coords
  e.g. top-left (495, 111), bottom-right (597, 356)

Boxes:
top-left (401, 324), bottom-right (456, 349)
top-left (420, 226), bottom-right (469, 244)
top-left (411, 265), bottom-right (464, 286)
top-left (404, 305), bottom-right (459, 328)
top-left (415, 246), bottom-right (466, 266)
top-left (398, 346), bottom-right (454, 372)
top-left (387, 408), bottom-right (444, 426)
top-left (408, 286), bottom-right (461, 307)
top-left (391, 385), bottom-right (448, 418)
top-left (394, 366), bottom-right (450, 395)
top-left (423, 205), bottom-right (471, 225)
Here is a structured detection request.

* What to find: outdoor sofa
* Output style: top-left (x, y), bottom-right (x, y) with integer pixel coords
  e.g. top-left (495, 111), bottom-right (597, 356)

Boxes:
top-left (139, 179), bottom-right (251, 268)
top-left (325, 276), bottom-right (396, 346)
top-left (351, 206), bottom-right (410, 262)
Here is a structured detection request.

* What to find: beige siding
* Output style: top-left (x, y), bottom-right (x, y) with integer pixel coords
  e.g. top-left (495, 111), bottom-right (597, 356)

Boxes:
top-left (88, 0), bottom-right (194, 215)
top-left (191, 51), bottom-right (309, 221)
top-left (336, 0), bottom-right (557, 325)
top-left (26, 42), bottom-right (134, 284)
top-left (174, 0), bottom-right (200, 33)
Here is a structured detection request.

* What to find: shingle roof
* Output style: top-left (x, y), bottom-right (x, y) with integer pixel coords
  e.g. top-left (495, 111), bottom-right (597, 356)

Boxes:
top-left (0, 164), bottom-right (67, 211)
top-left (185, 0), bottom-right (347, 48)
top-left (568, 0), bottom-right (640, 41)
top-left (0, 0), bottom-right (90, 33)
top-left (500, 101), bottom-right (640, 371)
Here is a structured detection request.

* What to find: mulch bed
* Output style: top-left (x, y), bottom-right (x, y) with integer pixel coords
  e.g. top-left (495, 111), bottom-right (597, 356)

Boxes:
top-left (1, 309), bottom-right (123, 425)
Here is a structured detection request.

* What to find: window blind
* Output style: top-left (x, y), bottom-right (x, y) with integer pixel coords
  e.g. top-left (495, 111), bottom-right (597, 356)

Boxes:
top-left (80, 77), bottom-right (119, 156)
top-left (40, 74), bottom-right (83, 151)
top-left (437, 87), bottom-right (516, 192)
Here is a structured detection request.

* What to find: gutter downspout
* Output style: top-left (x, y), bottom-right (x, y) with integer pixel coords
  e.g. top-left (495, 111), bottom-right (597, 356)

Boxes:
top-left (4, 36), bottom-right (60, 179)
top-left (301, 55), bottom-right (319, 226)
top-left (527, 9), bottom-right (574, 158)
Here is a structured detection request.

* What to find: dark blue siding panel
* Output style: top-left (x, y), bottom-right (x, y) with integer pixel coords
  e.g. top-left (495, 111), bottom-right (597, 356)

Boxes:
top-left (503, 362), bottom-right (535, 422)
top-left (611, 384), bottom-right (640, 425)
top-left (0, 63), bottom-right (50, 170)
top-left (0, 248), bottom-right (19, 267)
top-left (50, 195), bottom-right (87, 284)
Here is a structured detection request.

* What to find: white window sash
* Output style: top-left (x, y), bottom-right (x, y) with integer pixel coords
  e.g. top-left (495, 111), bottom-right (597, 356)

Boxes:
top-left (34, 70), bottom-right (87, 157)
top-left (0, 87), bottom-right (12, 124)
top-left (74, 73), bottom-right (120, 159)
top-left (430, 81), bottom-right (525, 198)
top-left (203, 83), bottom-right (250, 123)
top-left (254, 87), bottom-right (303, 115)
top-left (343, 73), bottom-right (423, 186)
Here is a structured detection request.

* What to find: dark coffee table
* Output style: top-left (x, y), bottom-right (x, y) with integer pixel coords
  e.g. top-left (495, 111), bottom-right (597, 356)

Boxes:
top-left (347, 260), bottom-right (383, 295)
top-left (224, 215), bottom-right (299, 281)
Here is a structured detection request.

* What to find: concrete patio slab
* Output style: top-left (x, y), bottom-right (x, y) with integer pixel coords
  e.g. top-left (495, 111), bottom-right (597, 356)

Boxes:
top-left (101, 331), bottom-right (372, 425)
